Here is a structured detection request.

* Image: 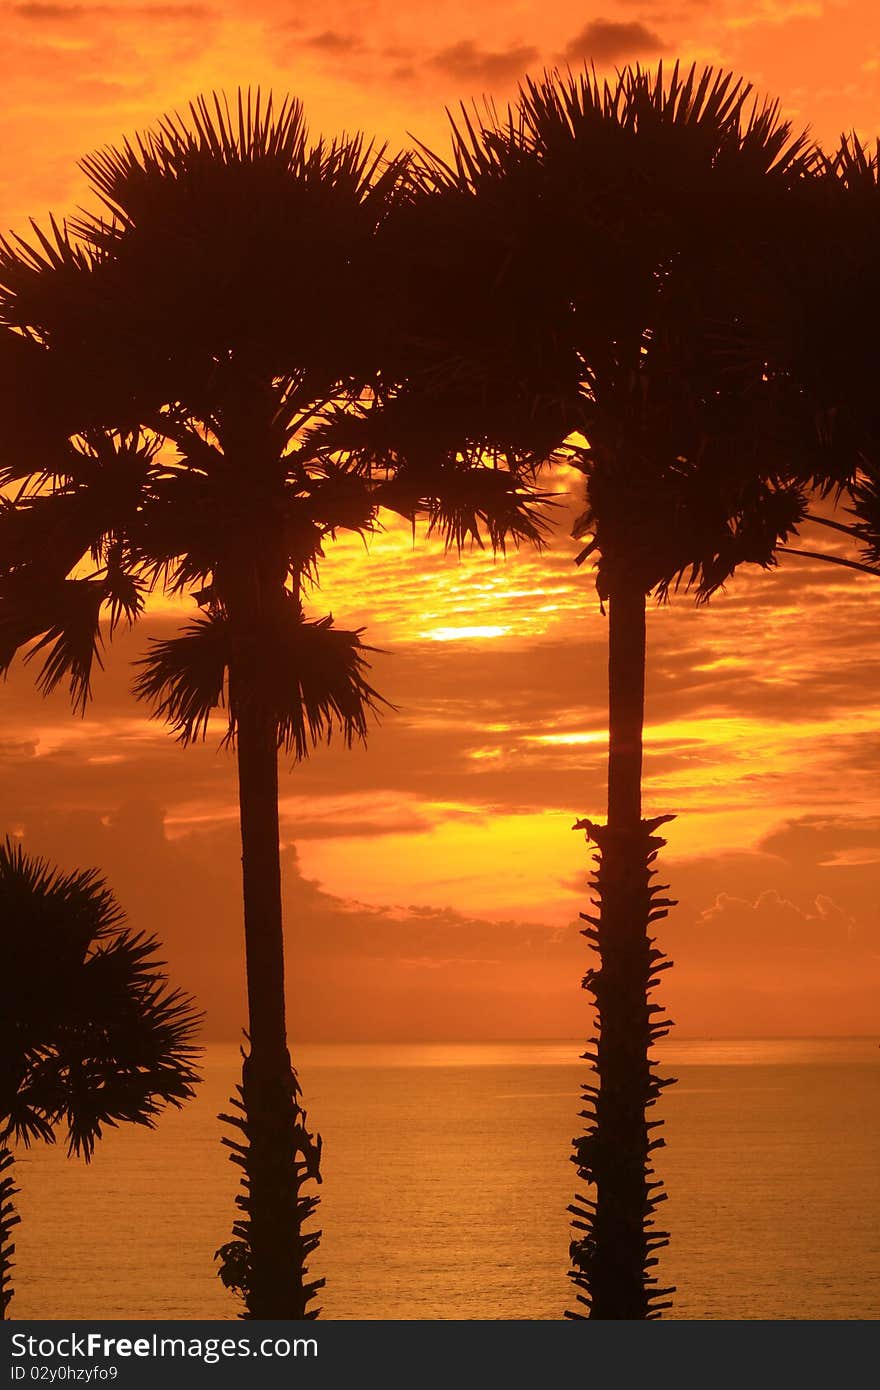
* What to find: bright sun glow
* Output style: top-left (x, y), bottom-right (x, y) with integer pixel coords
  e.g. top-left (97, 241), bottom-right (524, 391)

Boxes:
top-left (423, 625), bottom-right (510, 642)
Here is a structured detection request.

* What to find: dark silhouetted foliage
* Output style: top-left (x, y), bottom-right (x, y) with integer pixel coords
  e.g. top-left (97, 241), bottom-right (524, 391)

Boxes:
top-left (0, 838), bottom-right (200, 1317)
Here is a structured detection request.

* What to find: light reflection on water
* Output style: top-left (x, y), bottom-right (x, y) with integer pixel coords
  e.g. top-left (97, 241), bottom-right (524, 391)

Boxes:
top-left (11, 1038), bottom-right (879, 1321)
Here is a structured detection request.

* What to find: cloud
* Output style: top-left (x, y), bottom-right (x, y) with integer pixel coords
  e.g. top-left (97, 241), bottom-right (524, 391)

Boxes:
top-left (6, 798), bottom-right (585, 1039)
top-left (12, 2), bottom-right (213, 16)
top-left (12, 3), bottom-right (87, 16)
top-left (2, 562), bottom-right (877, 1042)
top-left (756, 814), bottom-right (880, 872)
top-left (142, 4), bottom-right (213, 15)
top-left (696, 887), bottom-right (864, 956)
top-left (562, 18), bottom-right (667, 64)
top-left (2, 476), bottom-right (880, 1039)
top-left (428, 39), bottom-right (539, 86)
top-left (304, 29), bottom-right (364, 55)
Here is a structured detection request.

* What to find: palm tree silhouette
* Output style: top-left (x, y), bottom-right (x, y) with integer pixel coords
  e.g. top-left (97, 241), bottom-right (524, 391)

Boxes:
top-left (0, 93), bottom-right (402, 1319)
top-left (0, 91), bottom-right (550, 1317)
top-left (402, 63), bottom-right (813, 1318)
top-left (0, 837), bottom-right (200, 1319)
top-left (521, 62), bottom-right (816, 1322)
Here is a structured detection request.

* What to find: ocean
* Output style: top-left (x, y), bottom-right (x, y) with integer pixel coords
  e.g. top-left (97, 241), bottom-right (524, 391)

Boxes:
top-left (9, 1039), bottom-right (879, 1321)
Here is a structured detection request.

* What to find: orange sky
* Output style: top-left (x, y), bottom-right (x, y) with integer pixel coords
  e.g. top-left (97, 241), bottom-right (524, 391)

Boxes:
top-left (2, 0), bottom-right (880, 230)
top-left (1, 2), bottom-right (879, 1040)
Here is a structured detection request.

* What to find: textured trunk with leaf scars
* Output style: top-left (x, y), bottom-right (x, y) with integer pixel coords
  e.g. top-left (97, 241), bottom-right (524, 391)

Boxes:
top-left (568, 582), bottom-right (677, 1320)
top-left (0, 1145), bottom-right (18, 1319)
top-left (215, 693), bottom-right (323, 1320)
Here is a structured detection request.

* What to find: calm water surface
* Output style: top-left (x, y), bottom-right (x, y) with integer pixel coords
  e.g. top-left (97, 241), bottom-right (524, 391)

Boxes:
top-left (11, 1038), bottom-right (879, 1320)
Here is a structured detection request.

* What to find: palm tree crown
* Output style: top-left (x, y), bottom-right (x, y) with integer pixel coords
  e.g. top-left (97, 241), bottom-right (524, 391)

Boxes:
top-left (0, 95), bottom-right (405, 731)
top-left (516, 63), bottom-right (816, 597)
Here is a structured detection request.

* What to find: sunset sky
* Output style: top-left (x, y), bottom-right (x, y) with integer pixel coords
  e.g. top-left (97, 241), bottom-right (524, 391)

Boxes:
top-left (1, 1), bottom-right (879, 1041)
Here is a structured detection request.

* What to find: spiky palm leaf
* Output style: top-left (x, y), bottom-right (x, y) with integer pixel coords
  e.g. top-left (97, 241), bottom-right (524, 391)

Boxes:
top-left (0, 572), bottom-right (105, 712)
top-left (848, 461), bottom-right (880, 568)
top-left (0, 425), bottom-right (157, 712)
top-left (385, 456), bottom-right (553, 554)
top-left (133, 602), bottom-right (385, 757)
top-left (315, 397), bottom-right (557, 555)
top-left (68, 90), bottom-right (407, 390)
top-left (0, 837), bottom-right (201, 1160)
top-left (0, 327), bottom-right (87, 476)
top-left (358, 110), bottom-right (578, 470)
top-left (571, 447), bottom-right (807, 601)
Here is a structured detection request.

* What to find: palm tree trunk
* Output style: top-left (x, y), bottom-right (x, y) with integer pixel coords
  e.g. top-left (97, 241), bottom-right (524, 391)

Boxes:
top-left (237, 702), bottom-right (288, 1061)
top-left (607, 584), bottom-right (646, 829)
top-left (0, 1144), bottom-right (18, 1319)
top-left (568, 583), bottom-right (676, 1320)
top-left (227, 700), bottom-right (323, 1319)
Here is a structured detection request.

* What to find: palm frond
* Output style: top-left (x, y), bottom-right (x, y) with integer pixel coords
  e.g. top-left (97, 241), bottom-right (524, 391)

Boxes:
top-left (266, 612), bottom-right (387, 758)
top-left (571, 430), bottom-right (808, 600)
top-left (63, 929), bottom-right (202, 1159)
top-left (68, 88), bottom-right (409, 387)
top-left (0, 222), bottom-right (147, 432)
top-left (848, 465), bottom-right (880, 566)
top-left (133, 600), bottom-right (388, 757)
top-left (298, 458), bottom-right (378, 534)
top-left (383, 459), bottom-right (553, 553)
top-left (829, 132), bottom-right (880, 190)
top-left (0, 837), bottom-right (124, 943)
top-left (103, 556), bottom-right (146, 633)
top-left (131, 612), bottom-right (227, 743)
top-left (0, 216), bottom-right (96, 335)
top-left (0, 327), bottom-right (83, 479)
top-left (80, 90), bottom-right (310, 223)
top-left (0, 572), bottom-right (105, 712)
top-left (518, 62), bottom-right (812, 177)
top-left (0, 489), bottom-right (95, 579)
top-left (0, 837), bottom-right (201, 1161)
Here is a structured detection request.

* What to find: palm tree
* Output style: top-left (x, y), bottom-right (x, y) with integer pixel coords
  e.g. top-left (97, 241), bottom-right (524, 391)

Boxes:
top-left (0, 91), bottom-right (550, 1317)
top-left (394, 64), bottom-right (814, 1318)
top-left (0, 94), bottom-right (401, 1319)
top-left (0, 837), bottom-right (200, 1318)
top-left (520, 63), bottom-right (819, 1322)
